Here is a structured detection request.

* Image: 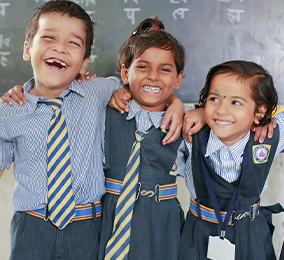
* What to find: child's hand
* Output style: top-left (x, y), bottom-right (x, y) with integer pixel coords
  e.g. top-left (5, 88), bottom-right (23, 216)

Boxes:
top-left (183, 107), bottom-right (206, 143)
top-left (108, 88), bottom-right (131, 114)
top-left (161, 98), bottom-right (184, 145)
top-left (251, 118), bottom-right (277, 143)
top-left (76, 71), bottom-right (98, 84)
top-left (0, 85), bottom-right (25, 106)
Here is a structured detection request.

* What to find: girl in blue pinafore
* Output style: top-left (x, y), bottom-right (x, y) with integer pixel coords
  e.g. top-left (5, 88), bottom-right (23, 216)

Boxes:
top-left (178, 60), bottom-right (284, 260)
top-left (98, 17), bottom-right (188, 260)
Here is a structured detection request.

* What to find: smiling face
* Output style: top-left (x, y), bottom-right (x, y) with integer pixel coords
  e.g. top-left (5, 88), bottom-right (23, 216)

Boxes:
top-left (121, 47), bottom-right (183, 111)
top-left (23, 12), bottom-right (89, 98)
top-left (205, 73), bottom-right (264, 146)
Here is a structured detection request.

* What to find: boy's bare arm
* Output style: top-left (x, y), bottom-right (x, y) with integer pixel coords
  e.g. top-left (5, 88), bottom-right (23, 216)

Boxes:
top-left (0, 170), bottom-right (4, 178)
top-left (183, 107), bottom-right (206, 143)
top-left (161, 94), bottom-right (184, 145)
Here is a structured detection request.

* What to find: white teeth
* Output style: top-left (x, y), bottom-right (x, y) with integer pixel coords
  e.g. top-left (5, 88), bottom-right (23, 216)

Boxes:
top-left (46, 59), bottom-right (67, 68)
top-left (143, 86), bottom-right (160, 92)
top-left (216, 120), bottom-right (232, 125)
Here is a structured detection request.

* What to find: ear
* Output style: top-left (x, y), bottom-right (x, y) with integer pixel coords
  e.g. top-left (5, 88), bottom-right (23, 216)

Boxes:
top-left (173, 71), bottom-right (183, 91)
top-left (121, 64), bottom-right (129, 85)
top-left (254, 105), bottom-right (267, 125)
top-left (23, 42), bottom-right (31, 61)
top-left (79, 57), bottom-right (89, 75)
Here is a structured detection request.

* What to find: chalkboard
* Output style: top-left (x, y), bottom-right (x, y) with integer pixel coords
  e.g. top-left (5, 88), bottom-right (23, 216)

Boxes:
top-left (1, 0), bottom-right (284, 104)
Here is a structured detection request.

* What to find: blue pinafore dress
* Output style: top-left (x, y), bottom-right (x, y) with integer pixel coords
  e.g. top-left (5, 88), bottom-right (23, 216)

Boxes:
top-left (178, 125), bottom-right (279, 260)
top-left (98, 106), bottom-right (184, 260)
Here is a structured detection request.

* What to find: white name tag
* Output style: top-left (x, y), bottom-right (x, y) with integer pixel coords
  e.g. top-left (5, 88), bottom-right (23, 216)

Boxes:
top-left (207, 235), bottom-right (235, 260)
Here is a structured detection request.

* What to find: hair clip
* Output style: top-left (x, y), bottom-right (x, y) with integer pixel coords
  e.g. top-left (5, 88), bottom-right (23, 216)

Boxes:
top-left (131, 30), bottom-right (138, 37)
top-left (151, 26), bottom-right (160, 30)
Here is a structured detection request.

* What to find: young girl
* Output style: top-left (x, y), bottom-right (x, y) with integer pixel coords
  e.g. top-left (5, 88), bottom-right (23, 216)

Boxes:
top-left (179, 60), bottom-right (284, 260)
top-left (98, 17), bottom-right (188, 260)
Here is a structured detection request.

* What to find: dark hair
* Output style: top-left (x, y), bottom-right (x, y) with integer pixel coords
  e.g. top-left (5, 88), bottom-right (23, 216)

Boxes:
top-left (199, 60), bottom-right (278, 126)
top-left (25, 0), bottom-right (94, 59)
top-left (117, 17), bottom-right (186, 75)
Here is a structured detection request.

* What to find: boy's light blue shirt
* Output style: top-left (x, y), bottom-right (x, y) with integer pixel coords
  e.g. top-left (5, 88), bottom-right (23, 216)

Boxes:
top-left (185, 111), bottom-right (284, 199)
top-left (0, 76), bottom-right (121, 211)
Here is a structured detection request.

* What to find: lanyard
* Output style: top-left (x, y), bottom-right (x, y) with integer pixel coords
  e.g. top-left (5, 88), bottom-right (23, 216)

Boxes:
top-left (200, 142), bottom-right (249, 239)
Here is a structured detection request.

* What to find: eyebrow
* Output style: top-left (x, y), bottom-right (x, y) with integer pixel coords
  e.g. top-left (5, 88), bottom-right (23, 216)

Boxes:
top-left (137, 60), bottom-right (175, 67)
top-left (41, 29), bottom-right (85, 45)
top-left (208, 92), bottom-right (247, 102)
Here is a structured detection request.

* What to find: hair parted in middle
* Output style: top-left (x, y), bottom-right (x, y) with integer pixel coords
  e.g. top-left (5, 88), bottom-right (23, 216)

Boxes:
top-left (117, 16), bottom-right (186, 75)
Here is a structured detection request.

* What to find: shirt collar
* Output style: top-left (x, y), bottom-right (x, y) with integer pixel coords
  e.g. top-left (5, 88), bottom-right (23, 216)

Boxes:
top-left (126, 99), bottom-right (165, 129)
top-left (205, 129), bottom-right (250, 163)
top-left (23, 78), bottom-right (82, 110)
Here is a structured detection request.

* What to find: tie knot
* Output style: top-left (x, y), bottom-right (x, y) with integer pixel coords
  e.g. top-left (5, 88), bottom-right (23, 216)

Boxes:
top-left (45, 97), bottom-right (64, 110)
top-left (135, 130), bottom-right (147, 142)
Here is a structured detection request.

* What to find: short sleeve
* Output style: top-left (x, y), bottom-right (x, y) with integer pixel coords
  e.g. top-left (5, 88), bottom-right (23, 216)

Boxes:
top-left (100, 76), bottom-right (123, 108)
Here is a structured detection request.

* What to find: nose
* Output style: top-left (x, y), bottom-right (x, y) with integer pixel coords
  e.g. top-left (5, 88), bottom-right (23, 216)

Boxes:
top-left (147, 69), bottom-right (159, 81)
top-left (51, 41), bottom-right (67, 54)
top-left (216, 100), bottom-right (229, 115)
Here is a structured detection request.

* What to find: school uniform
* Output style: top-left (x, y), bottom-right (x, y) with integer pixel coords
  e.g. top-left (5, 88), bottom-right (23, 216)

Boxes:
top-left (98, 101), bottom-right (187, 260)
top-left (0, 77), bottom-right (121, 260)
top-left (178, 124), bottom-right (282, 260)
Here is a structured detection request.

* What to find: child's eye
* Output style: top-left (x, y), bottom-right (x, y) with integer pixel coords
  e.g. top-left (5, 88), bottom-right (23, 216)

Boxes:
top-left (70, 41), bottom-right (80, 47)
top-left (232, 100), bottom-right (241, 106)
top-left (209, 97), bottom-right (219, 102)
top-left (42, 35), bottom-right (54, 40)
top-left (138, 65), bottom-right (147, 69)
top-left (161, 68), bottom-right (171, 72)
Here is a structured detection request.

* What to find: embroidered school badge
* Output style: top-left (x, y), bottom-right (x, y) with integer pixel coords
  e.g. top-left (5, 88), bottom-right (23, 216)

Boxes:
top-left (252, 144), bottom-right (271, 164)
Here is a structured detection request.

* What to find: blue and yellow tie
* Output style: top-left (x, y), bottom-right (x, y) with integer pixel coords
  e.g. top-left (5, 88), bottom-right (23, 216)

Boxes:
top-left (46, 97), bottom-right (75, 230)
top-left (104, 130), bottom-right (147, 260)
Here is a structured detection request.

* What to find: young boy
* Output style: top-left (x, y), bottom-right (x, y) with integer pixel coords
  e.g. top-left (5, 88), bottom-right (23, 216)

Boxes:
top-left (0, 1), bottom-right (122, 259)
top-left (0, 2), bottom-right (186, 259)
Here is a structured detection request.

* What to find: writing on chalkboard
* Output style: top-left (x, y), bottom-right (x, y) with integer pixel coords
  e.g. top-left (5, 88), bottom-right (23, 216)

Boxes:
top-left (0, 3), bottom-right (10, 17)
top-left (227, 9), bottom-right (244, 24)
top-left (0, 34), bottom-right (10, 68)
top-left (170, 0), bottom-right (188, 4)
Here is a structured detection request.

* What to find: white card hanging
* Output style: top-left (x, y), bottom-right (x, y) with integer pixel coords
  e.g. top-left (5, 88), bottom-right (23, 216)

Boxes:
top-left (207, 235), bottom-right (235, 260)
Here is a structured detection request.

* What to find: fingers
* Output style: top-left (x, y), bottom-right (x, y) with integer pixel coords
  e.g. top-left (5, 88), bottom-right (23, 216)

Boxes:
top-left (76, 71), bottom-right (98, 84)
top-left (108, 88), bottom-right (130, 113)
top-left (183, 121), bottom-right (205, 143)
top-left (0, 86), bottom-right (25, 106)
top-left (162, 124), bottom-right (182, 145)
top-left (252, 118), bottom-right (277, 143)
top-left (161, 112), bottom-right (183, 145)
top-left (182, 118), bottom-right (196, 142)
top-left (122, 91), bottom-right (132, 101)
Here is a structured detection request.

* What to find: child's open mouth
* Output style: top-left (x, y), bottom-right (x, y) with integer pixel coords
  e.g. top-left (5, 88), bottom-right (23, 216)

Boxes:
top-left (45, 58), bottom-right (68, 71)
top-left (143, 86), bottom-right (161, 93)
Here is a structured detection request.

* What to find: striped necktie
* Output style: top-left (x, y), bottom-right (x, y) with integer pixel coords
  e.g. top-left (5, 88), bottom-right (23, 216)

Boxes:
top-left (46, 97), bottom-right (75, 230)
top-left (104, 130), bottom-right (147, 260)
